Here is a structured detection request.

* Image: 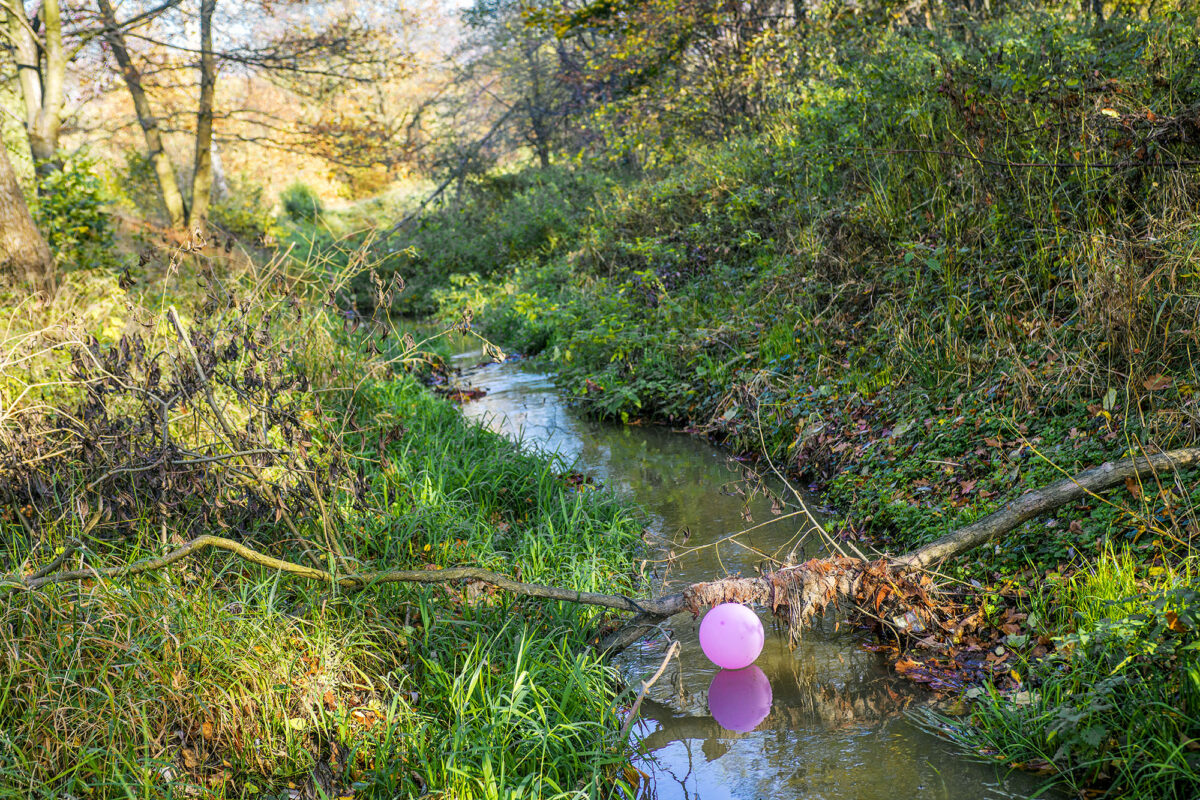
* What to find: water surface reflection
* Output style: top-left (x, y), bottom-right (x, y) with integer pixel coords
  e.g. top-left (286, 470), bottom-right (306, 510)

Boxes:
top-left (449, 349), bottom-right (1048, 800)
top-left (708, 667), bottom-right (772, 732)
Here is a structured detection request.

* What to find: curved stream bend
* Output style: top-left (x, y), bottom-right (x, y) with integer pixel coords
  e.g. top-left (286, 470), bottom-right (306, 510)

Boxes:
top-left (450, 346), bottom-right (1047, 800)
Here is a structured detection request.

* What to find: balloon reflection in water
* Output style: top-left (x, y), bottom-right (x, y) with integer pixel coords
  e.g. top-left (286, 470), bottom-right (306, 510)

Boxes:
top-left (707, 665), bottom-right (773, 732)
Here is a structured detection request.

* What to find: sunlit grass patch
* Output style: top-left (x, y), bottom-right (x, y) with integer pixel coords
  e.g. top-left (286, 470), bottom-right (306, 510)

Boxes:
top-left (0, 370), bottom-right (645, 798)
top-left (1, 237), bottom-right (645, 800)
top-left (918, 548), bottom-right (1200, 799)
top-left (0, 571), bottom-right (416, 798)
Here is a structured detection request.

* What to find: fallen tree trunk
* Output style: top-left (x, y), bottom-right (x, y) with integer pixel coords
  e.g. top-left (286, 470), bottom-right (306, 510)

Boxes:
top-left (0, 533), bottom-right (687, 615)
top-left (892, 447), bottom-right (1200, 569)
top-left (4, 448), bottom-right (1197, 650)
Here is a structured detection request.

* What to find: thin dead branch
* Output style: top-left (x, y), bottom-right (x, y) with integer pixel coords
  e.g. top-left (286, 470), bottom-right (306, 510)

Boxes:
top-left (4, 448), bottom-right (1196, 654)
top-left (617, 640), bottom-right (680, 740)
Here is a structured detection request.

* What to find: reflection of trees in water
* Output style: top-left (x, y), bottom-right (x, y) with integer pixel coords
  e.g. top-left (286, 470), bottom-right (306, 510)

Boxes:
top-left (631, 667), bottom-right (919, 800)
top-left (466, 386), bottom-right (572, 451)
top-left (634, 666), bottom-right (916, 755)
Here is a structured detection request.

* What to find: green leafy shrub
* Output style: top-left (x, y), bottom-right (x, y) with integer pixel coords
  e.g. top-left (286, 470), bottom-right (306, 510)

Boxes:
top-left (33, 155), bottom-right (114, 267)
top-left (115, 150), bottom-right (163, 221)
top-left (371, 166), bottom-right (613, 315)
top-left (280, 181), bottom-right (324, 222)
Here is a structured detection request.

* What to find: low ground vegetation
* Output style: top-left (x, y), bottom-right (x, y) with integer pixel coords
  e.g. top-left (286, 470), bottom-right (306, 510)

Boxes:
top-left (382, 9), bottom-right (1200, 796)
top-left (0, 245), bottom-right (643, 798)
top-left (423, 10), bottom-right (1200, 572)
top-left (4, 3), bottom-right (1200, 798)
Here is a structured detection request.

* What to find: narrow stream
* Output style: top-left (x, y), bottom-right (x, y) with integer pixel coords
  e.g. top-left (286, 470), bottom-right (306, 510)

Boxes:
top-left (448, 346), bottom-right (1046, 800)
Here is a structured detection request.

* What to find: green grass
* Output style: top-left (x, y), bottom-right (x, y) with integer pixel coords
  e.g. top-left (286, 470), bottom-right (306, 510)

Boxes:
top-left (0, 244), bottom-right (646, 798)
top-left (421, 8), bottom-right (1200, 575)
top-left (0, 374), bottom-right (643, 799)
top-left (917, 550), bottom-right (1200, 799)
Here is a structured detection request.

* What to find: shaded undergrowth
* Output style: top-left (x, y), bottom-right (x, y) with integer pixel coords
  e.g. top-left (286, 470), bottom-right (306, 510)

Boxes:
top-left (425, 10), bottom-right (1200, 577)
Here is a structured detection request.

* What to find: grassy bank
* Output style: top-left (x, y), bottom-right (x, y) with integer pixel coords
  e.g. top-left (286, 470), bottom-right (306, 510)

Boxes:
top-left (361, 8), bottom-right (1200, 796)
top-left (418, 10), bottom-right (1200, 574)
top-left (920, 549), bottom-right (1200, 798)
top-left (0, 250), bottom-right (644, 798)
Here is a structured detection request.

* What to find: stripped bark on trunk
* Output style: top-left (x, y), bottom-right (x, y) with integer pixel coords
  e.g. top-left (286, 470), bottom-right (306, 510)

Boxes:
top-left (0, 146), bottom-right (54, 293)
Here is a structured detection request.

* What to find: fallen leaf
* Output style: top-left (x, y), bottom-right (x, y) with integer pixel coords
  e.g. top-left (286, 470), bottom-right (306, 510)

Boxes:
top-left (1125, 476), bottom-right (1143, 499)
top-left (1142, 374), bottom-right (1172, 391)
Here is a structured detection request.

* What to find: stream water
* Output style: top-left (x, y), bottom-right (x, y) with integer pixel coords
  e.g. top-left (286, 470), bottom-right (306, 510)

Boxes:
top-left (448, 345), bottom-right (1046, 800)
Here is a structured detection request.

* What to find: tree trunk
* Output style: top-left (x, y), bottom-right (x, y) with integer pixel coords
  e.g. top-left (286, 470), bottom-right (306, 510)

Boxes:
top-left (96, 0), bottom-right (188, 228)
top-left (0, 146), bottom-right (55, 293)
top-left (188, 0), bottom-right (217, 231)
top-left (211, 142), bottom-right (229, 201)
top-left (5, 0), bottom-right (65, 179)
top-left (524, 37), bottom-right (552, 169)
top-left (893, 447), bottom-right (1200, 569)
top-left (34, 0), bottom-right (65, 176)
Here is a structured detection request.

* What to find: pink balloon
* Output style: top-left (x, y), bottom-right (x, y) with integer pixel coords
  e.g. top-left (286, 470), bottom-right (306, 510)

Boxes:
top-left (708, 665), bottom-right (772, 732)
top-left (698, 602), bottom-right (764, 669)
